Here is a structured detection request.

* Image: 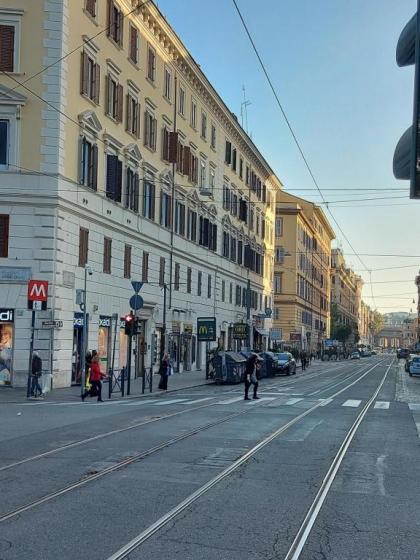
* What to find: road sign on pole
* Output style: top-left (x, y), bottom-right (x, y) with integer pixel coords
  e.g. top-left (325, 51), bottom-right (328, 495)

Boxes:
top-left (131, 281), bottom-right (144, 294)
top-left (129, 294), bottom-right (144, 312)
top-left (28, 279), bottom-right (48, 310)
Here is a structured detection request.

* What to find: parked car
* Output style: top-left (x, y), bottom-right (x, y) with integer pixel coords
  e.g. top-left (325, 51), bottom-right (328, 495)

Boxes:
top-left (371, 350), bottom-right (377, 355)
top-left (397, 348), bottom-right (410, 360)
top-left (350, 351), bottom-right (360, 360)
top-left (405, 354), bottom-right (416, 372)
top-left (409, 356), bottom-right (420, 376)
top-left (273, 352), bottom-right (296, 375)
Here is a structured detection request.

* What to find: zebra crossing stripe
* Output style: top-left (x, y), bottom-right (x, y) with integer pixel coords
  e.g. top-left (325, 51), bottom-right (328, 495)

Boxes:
top-left (285, 398), bottom-right (304, 405)
top-left (342, 399), bottom-right (362, 408)
top-left (374, 401), bottom-right (390, 409)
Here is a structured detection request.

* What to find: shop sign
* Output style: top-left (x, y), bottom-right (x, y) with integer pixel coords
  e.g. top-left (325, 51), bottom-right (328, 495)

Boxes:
top-left (0, 309), bottom-right (14, 323)
top-left (233, 322), bottom-right (247, 340)
top-left (74, 312), bottom-right (84, 328)
top-left (0, 267), bottom-right (31, 282)
top-left (99, 316), bottom-right (111, 328)
top-left (270, 328), bottom-right (282, 341)
top-left (290, 332), bottom-right (302, 341)
top-left (197, 317), bottom-right (216, 341)
top-left (28, 279), bottom-right (49, 311)
top-left (183, 323), bottom-right (193, 338)
top-left (172, 321), bottom-right (181, 335)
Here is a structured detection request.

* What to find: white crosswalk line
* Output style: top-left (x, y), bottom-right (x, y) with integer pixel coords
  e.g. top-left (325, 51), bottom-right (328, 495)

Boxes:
top-left (409, 403), bottom-right (420, 411)
top-left (179, 397), bottom-right (215, 405)
top-left (374, 401), bottom-right (390, 410)
top-left (285, 398), bottom-right (304, 405)
top-left (342, 399), bottom-right (362, 408)
top-left (151, 399), bottom-right (190, 406)
top-left (122, 400), bottom-right (156, 406)
top-left (216, 396), bottom-right (245, 405)
top-left (319, 398), bottom-right (333, 407)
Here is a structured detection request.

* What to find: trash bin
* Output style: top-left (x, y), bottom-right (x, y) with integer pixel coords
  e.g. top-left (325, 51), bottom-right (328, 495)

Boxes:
top-left (213, 352), bottom-right (247, 384)
top-left (258, 352), bottom-right (277, 378)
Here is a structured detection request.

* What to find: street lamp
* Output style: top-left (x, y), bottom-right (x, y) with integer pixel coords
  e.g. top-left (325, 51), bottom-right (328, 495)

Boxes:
top-left (81, 265), bottom-right (92, 396)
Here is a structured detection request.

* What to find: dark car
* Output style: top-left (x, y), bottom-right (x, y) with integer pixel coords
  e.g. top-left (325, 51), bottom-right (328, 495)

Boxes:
top-left (397, 348), bottom-right (410, 360)
top-left (274, 352), bottom-right (296, 375)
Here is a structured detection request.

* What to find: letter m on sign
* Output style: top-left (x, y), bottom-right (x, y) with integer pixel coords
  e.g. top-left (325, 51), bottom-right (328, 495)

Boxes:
top-left (28, 280), bottom-right (49, 310)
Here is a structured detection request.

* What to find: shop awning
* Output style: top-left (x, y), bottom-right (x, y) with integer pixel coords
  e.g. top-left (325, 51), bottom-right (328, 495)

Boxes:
top-left (254, 328), bottom-right (270, 337)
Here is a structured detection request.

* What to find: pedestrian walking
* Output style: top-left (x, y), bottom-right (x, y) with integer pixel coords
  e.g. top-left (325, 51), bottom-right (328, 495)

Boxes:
top-left (31, 351), bottom-right (43, 398)
top-left (158, 353), bottom-right (170, 390)
top-left (81, 354), bottom-right (106, 402)
top-left (244, 353), bottom-right (260, 401)
top-left (300, 350), bottom-right (306, 371)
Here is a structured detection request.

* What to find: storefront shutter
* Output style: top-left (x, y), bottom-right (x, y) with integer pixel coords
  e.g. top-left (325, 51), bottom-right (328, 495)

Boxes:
top-left (0, 25), bottom-right (15, 72)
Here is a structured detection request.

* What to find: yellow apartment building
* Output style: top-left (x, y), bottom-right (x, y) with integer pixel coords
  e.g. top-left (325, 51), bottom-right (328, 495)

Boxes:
top-left (272, 192), bottom-right (335, 352)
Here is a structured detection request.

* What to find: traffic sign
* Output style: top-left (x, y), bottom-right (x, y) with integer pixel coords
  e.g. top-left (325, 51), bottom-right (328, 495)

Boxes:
top-left (131, 281), bottom-right (144, 294)
top-left (129, 294), bottom-right (144, 311)
top-left (197, 317), bottom-right (216, 341)
top-left (28, 279), bottom-right (48, 310)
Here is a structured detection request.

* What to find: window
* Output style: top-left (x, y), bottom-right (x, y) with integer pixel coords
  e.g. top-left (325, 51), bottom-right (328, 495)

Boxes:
top-left (79, 137), bottom-right (98, 190)
top-left (273, 308), bottom-right (280, 321)
top-left (274, 273), bottom-right (283, 294)
top-left (79, 228), bottom-right (89, 267)
top-left (223, 184), bottom-right (230, 210)
top-left (129, 25), bottom-right (139, 65)
top-left (187, 267), bottom-right (192, 294)
top-left (232, 148), bottom-right (237, 172)
top-left (230, 237), bottom-right (237, 262)
top-left (245, 164), bottom-right (250, 186)
top-left (199, 160), bottom-right (206, 191)
top-left (275, 246), bottom-right (285, 264)
top-left (223, 232), bottom-right (230, 258)
top-left (256, 214), bottom-right (260, 236)
top-left (80, 52), bottom-right (100, 103)
top-left (174, 263), bottom-right (180, 291)
top-left (142, 251), bottom-right (149, 282)
top-left (261, 218), bottom-right (265, 240)
top-left (125, 168), bottom-right (139, 212)
top-left (221, 280), bottom-right (225, 302)
top-left (231, 193), bottom-right (238, 217)
top-left (106, 75), bottom-right (123, 122)
top-left (179, 85), bottom-right (186, 116)
top-left (160, 191), bottom-right (172, 228)
top-left (201, 111), bottom-right (207, 139)
top-left (103, 237), bottom-right (112, 274)
top-left (0, 120), bottom-right (7, 167)
top-left (143, 179), bottom-right (155, 220)
top-left (174, 201), bottom-right (186, 236)
top-left (191, 98), bottom-right (197, 129)
top-left (237, 240), bottom-right (243, 265)
top-left (197, 271), bottom-right (202, 296)
top-left (209, 166), bottom-right (215, 194)
top-left (239, 198), bottom-right (248, 222)
top-left (164, 67), bottom-right (172, 100)
top-left (85, 0), bottom-right (97, 18)
top-left (159, 257), bottom-right (165, 286)
top-left (239, 157), bottom-right (243, 180)
top-left (0, 23), bottom-right (17, 72)
top-left (147, 44), bottom-right (156, 81)
top-left (275, 217), bottom-right (283, 237)
top-left (189, 153), bottom-right (198, 184)
top-left (126, 94), bottom-right (140, 137)
top-left (249, 208), bottom-right (254, 231)
top-left (225, 140), bottom-right (232, 164)
top-left (107, 0), bottom-right (123, 47)
top-left (0, 215), bottom-right (9, 258)
top-left (106, 154), bottom-right (122, 202)
top-left (229, 283), bottom-right (233, 304)
top-left (207, 275), bottom-right (212, 299)
top-left (144, 110), bottom-right (157, 150)
top-left (124, 244), bottom-right (131, 278)
top-left (187, 209), bottom-right (197, 242)
top-left (210, 123), bottom-right (216, 149)
top-left (235, 286), bottom-right (241, 306)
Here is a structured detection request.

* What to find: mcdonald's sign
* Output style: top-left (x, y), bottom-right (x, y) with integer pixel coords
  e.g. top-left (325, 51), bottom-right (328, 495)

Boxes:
top-left (197, 317), bottom-right (216, 341)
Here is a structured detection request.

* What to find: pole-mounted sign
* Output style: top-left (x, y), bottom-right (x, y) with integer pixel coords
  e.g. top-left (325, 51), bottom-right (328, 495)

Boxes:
top-left (28, 280), bottom-right (48, 310)
top-left (197, 317), bottom-right (216, 341)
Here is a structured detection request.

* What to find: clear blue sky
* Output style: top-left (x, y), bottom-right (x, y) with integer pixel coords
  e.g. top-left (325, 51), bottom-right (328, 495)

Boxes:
top-left (158, 0), bottom-right (420, 313)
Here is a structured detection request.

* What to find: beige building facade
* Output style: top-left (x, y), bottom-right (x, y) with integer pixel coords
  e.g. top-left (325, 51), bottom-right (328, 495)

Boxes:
top-left (272, 192), bottom-right (335, 351)
top-left (0, 0), bottom-right (281, 387)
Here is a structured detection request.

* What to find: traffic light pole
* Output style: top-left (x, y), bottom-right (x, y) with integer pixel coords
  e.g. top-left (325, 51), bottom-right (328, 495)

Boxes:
top-left (160, 283), bottom-right (167, 365)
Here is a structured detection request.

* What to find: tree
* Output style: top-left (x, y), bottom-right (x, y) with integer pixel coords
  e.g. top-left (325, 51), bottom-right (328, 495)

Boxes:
top-left (369, 311), bottom-right (384, 336)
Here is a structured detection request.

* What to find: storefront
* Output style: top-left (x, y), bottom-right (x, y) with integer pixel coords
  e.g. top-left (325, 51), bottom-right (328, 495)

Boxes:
top-left (98, 316), bottom-right (112, 375)
top-left (0, 308), bottom-right (14, 386)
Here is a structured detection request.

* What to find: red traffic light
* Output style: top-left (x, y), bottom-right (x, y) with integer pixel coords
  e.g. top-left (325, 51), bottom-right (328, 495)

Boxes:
top-left (125, 313), bottom-right (134, 322)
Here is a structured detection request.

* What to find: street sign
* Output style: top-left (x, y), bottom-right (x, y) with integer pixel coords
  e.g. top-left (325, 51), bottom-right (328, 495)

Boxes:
top-left (270, 328), bottom-right (282, 341)
top-left (129, 294), bottom-right (144, 311)
top-left (41, 320), bottom-right (63, 329)
top-left (265, 308), bottom-right (272, 318)
top-left (197, 317), bottom-right (216, 341)
top-left (28, 279), bottom-right (48, 310)
top-left (131, 281), bottom-right (144, 294)
top-left (233, 322), bottom-right (247, 340)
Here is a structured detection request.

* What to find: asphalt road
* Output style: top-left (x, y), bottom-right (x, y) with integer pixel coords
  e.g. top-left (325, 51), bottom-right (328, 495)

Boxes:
top-left (1, 356), bottom-right (419, 560)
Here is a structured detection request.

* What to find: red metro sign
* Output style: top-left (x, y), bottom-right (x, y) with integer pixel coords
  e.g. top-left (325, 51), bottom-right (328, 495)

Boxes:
top-left (28, 280), bottom-right (49, 310)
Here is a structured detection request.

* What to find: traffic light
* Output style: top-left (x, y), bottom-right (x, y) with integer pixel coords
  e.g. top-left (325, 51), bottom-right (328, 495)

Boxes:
top-left (394, 7), bottom-right (420, 198)
top-left (124, 313), bottom-right (135, 336)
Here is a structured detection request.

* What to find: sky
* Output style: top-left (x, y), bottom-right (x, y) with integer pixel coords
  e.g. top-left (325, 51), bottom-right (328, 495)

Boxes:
top-left (157, 0), bottom-right (420, 314)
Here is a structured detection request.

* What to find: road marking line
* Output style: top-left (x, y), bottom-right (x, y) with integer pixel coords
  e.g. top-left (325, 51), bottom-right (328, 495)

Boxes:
top-left (342, 399), bottom-right (362, 408)
top-left (151, 399), bottom-right (189, 406)
top-left (216, 396), bottom-right (245, 405)
top-left (408, 403), bottom-right (420, 411)
top-left (374, 401), bottom-right (390, 409)
top-left (319, 398), bottom-right (333, 407)
top-left (285, 398), bottom-right (304, 405)
top-left (179, 397), bottom-right (215, 405)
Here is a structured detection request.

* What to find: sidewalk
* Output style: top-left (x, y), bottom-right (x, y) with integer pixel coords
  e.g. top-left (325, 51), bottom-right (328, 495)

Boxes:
top-left (0, 368), bottom-right (212, 404)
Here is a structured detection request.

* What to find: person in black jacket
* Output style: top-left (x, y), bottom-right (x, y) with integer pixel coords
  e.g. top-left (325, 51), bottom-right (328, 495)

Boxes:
top-left (244, 354), bottom-right (260, 401)
top-left (31, 351), bottom-right (43, 398)
top-left (158, 353), bottom-right (170, 391)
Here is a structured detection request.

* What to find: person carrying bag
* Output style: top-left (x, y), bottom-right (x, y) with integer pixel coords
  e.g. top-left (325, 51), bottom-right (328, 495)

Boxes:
top-left (158, 353), bottom-right (170, 391)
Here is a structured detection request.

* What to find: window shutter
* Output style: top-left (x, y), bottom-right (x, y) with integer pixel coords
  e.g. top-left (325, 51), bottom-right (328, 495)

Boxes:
top-left (0, 215), bottom-right (10, 258)
top-left (0, 25), bottom-right (15, 72)
top-left (80, 52), bottom-right (88, 95)
top-left (118, 9), bottom-right (124, 46)
top-left (105, 75), bottom-right (110, 116)
top-left (183, 146), bottom-right (191, 176)
top-left (106, 155), bottom-right (117, 199)
top-left (91, 144), bottom-right (98, 191)
top-left (126, 94), bottom-right (132, 132)
top-left (107, 0), bottom-right (113, 37)
top-left (130, 26), bottom-right (137, 62)
top-left (152, 117), bottom-right (157, 150)
top-left (116, 159), bottom-right (122, 202)
top-left (144, 111), bottom-right (149, 146)
top-left (169, 131), bottom-right (178, 163)
top-left (86, 0), bottom-right (96, 17)
top-left (94, 63), bottom-right (100, 104)
top-left (78, 137), bottom-right (85, 184)
top-left (135, 102), bottom-right (140, 138)
top-left (225, 140), bottom-right (231, 164)
top-left (133, 173), bottom-right (139, 213)
top-left (117, 84), bottom-right (124, 123)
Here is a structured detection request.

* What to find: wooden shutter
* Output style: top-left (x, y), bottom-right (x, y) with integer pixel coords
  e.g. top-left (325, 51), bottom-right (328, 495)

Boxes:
top-left (116, 160), bottom-right (122, 202)
top-left (225, 140), bottom-right (231, 164)
top-left (159, 257), bottom-right (165, 286)
top-left (91, 144), bottom-right (98, 191)
top-left (80, 52), bottom-right (89, 95)
top-left (134, 102), bottom-right (140, 138)
top-left (183, 146), bottom-right (191, 176)
top-left (86, 0), bottom-right (96, 17)
top-left (79, 228), bottom-right (89, 267)
top-left (117, 84), bottom-right (124, 123)
top-left (94, 63), bottom-right (100, 104)
top-left (126, 94), bottom-right (132, 132)
top-left (103, 237), bottom-right (112, 274)
top-left (169, 131), bottom-right (178, 163)
top-left (107, 0), bottom-right (113, 37)
top-left (118, 9), bottom-right (124, 46)
top-left (105, 74), bottom-right (110, 116)
top-left (142, 251), bottom-right (149, 282)
top-left (130, 26), bottom-right (137, 63)
top-left (106, 155), bottom-right (117, 199)
top-left (0, 25), bottom-right (15, 72)
top-left (133, 173), bottom-right (139, 212)
top-left (124, 245), bottom-right (131, 278)
top-left (0, 215), bottom-right (9, 258)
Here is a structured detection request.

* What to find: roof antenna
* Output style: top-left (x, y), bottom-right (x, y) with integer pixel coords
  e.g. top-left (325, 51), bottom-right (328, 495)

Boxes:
top-left (240, 84), bottom-right (251, 134)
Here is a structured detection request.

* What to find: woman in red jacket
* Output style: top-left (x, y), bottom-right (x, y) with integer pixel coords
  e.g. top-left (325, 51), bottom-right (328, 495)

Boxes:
top-left (82, 354), bottom-right (106, 402)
